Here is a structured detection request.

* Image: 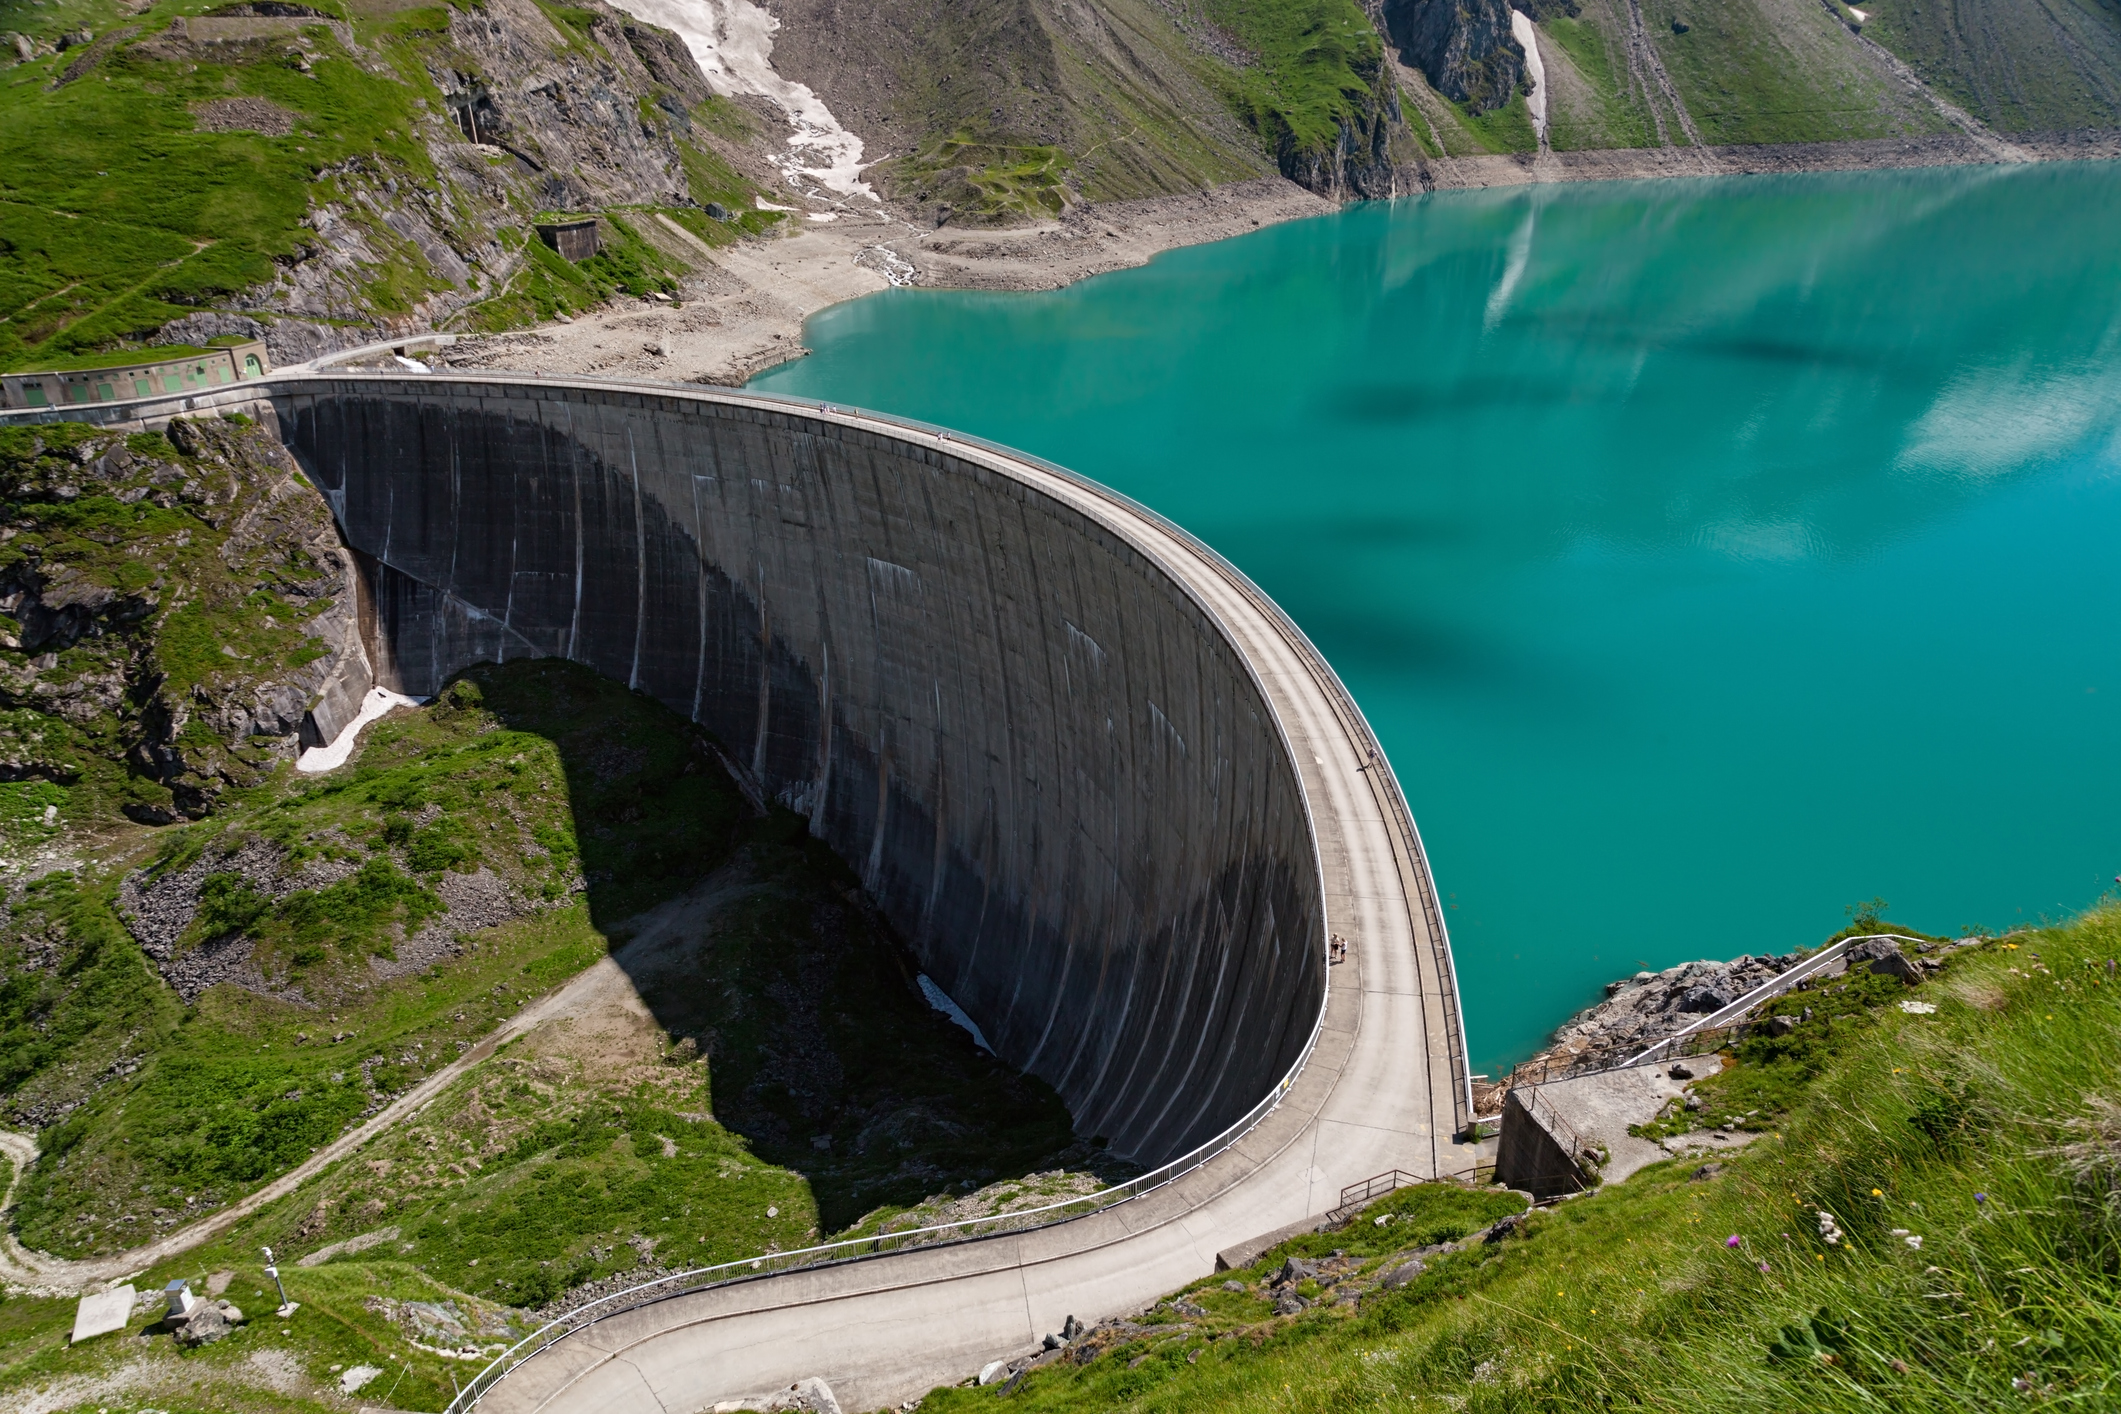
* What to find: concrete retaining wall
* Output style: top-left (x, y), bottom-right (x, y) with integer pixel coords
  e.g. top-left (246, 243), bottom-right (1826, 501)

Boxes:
top-left (272, 377), bottom-right (1325, 1164)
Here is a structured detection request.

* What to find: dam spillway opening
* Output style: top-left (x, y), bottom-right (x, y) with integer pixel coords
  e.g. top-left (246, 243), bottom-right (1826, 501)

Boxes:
top-left (279, 377), bottom-right (1329, 1167)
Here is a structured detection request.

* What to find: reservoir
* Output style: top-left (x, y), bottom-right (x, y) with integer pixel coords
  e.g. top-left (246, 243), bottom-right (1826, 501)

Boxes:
top-left (754, 162), bottom-right (2121, 1075)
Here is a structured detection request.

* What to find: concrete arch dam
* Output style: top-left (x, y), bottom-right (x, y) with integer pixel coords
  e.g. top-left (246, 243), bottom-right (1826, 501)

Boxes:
top-left (11, 373), bottom-right (1473, 1410)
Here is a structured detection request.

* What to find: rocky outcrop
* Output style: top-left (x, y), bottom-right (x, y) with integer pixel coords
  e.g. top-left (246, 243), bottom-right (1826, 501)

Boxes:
top-left (0, 418), bottom-right (367, 819)
top-left (1382, 0), bottom-right (1527, 113)
top-left (1276, 49), bottom-right (1410, 199)
top-left (1501, 952), bottom-right (1799, 1087)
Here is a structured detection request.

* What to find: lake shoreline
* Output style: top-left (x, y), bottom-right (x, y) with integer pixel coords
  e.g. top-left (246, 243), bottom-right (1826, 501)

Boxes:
top-left (1413, 129), bottom-right (2121, 191)
top-left (439, 131), bottom-right (2120, 391)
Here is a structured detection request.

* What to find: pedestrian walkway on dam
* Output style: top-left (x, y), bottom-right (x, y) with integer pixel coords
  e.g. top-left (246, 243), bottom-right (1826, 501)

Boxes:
top-left (0, 372), bottom-right (1478, 1414)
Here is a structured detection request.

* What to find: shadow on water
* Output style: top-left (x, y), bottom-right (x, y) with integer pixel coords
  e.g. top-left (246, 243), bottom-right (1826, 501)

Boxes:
top-left (456, 657), bottom-right (1133, 1233)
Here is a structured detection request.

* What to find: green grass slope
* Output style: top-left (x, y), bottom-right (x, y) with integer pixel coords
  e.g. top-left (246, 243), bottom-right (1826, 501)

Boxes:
top-left (1641, 0), bottom-right (1947, 144)
top-left (909, 906), bottom-right (2121, 1412)
top-left (0, 0), bottom-right (443, 369)
top-left (0, 649), bottom-right (1112, 1410)
top-left (1862, 0), bottom-right (2121, 131)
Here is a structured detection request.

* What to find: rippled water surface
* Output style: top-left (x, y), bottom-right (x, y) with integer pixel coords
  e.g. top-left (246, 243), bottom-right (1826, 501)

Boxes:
top-left (754, 163), bottom-right (2121, 1073)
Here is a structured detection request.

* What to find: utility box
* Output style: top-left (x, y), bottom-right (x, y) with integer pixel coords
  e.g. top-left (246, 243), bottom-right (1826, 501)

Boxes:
top-left (535, 218), bottom-right (600, 262)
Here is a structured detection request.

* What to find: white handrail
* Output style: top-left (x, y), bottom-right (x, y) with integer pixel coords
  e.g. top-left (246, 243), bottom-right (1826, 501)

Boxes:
top-left (1622, 933), bottom-right (1929, 1066)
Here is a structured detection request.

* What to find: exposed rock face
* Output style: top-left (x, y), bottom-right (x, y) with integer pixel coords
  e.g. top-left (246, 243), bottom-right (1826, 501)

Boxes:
top-left (134, 0), bottom-right (766, 362)
top-left (0, 418), bottom-right (367, 819)
top-left (1276, 50), bottom-right (1408, 199)
top-left (1382, 0), bottom-right (1526, 113)
top-left (1504, 953), bottom-right (1796, 1083)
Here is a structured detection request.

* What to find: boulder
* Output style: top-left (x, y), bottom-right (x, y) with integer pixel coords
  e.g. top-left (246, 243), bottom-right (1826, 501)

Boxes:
top-left (1380, 1258), bottom-right (1426, 1289)
top-left (173, 1303), bottom-right (231, 1347)
top-left (1271, 1256), bottom-right (1318, 1287)
top-left (1847, 937), bottom-right (1920, 982)
top-left (1272, 1290), bottom-right (1309, 1316)
top-left (1668, 1063), bottom-right (1694, 1080)
top-left (1676, 985), bottom-right (1731, 1013)
top-left (1765, 1015), bottom-right (1797, 1036)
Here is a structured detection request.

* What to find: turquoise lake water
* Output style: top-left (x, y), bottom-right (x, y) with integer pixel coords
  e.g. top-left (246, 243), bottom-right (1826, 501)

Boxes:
top-left (754, 163), bottom-right (2121, 1075)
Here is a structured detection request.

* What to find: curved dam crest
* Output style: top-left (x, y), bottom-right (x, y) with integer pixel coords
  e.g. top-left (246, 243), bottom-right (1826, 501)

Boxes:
top-left (279, 378), bottom-right (1325, 1164)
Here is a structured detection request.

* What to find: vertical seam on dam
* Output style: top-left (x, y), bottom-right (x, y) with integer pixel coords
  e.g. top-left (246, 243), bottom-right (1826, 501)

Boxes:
top-left (268, 374), bottom-right (1335, 1169)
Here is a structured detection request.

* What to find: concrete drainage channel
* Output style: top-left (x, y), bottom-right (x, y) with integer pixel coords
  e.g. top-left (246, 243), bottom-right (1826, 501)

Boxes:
top-left (3, 372), bottom-right (1473, 1412)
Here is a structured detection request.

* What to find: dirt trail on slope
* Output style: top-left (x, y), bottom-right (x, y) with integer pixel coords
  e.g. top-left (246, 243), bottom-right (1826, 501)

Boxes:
top-left (1618, 0), bottom-right (1714, 162)
top-left (0, 867), bottom-right (757, 1297)
top-left (1812, 0), bottom-right (2036, 161)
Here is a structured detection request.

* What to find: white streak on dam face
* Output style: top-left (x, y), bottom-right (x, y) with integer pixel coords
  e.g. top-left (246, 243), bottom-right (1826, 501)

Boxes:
top-left (918, 974), bottom-right (993, 1053)
top-left (279, 382), bottom-right (1325, 1165)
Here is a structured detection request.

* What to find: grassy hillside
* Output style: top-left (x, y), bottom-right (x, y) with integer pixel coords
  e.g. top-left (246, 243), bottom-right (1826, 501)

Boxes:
top-left (1863, 0), bottom-right (2121, 131)
top-left (0, 0), bottom-right (776, 369)
top-left (1639, 0), bottom-right (1946, 144)
top-left (0, 647), bottom-right (1115, 1410)
top-left (908, 906), bottom-right (2121, 1412)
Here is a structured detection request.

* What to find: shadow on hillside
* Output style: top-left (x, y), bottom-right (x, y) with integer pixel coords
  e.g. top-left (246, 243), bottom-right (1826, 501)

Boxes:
top-left (460, 657), bottom-right (1135, 1232)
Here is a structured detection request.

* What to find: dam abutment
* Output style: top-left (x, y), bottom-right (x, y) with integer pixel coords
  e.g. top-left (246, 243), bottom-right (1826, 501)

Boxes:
top-left (275, 376), bottom-right (1326, 1165)
top-left (1, 375), bottom-right (1472, 1407)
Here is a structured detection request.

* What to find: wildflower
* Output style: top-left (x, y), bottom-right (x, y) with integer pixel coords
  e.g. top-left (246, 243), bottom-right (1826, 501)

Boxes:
top-left (1817, 1211), bottom-right (1844, 1245)
top-left (1758, 1261), bottom-right (1771, 1273)
top-left (1726, 1235), bottom-right (1741, 1248)
top-left (1974, 1193), bottom-right (1987, 1204)
top-left (1871, 1188), bottom-right (1883, 1197)
top-left (1906, 1234), bottom-right (1922, 1249)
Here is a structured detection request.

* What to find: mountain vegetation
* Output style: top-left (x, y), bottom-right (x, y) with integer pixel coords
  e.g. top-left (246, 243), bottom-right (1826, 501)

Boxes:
top-left (914, 905), bottom-right (2121, 1414)
top-left (0, 414), bottom-right (1115, 1411)
top-left (2, 0), bottom-right (2113, 371)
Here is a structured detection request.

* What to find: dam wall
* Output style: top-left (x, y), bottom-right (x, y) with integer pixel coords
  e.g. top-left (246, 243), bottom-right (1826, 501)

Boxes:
top-left (271, 376), bottom-right (1326, 1164)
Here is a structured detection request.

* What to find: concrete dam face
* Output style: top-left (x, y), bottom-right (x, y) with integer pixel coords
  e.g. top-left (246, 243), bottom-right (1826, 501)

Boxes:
top-left (278, 377), bottom-right (1326, 1165)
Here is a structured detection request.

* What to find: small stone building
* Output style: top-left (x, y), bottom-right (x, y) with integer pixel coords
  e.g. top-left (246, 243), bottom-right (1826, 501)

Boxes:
top-left (535, 218), bottom-right (600, 262)
top-left (1, 339), bottom-right (271, 410)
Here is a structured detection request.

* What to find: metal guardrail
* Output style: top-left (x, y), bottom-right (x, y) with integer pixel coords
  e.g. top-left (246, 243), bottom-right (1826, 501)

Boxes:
top-left (1503, 933), bottom-right (1936, 1089)
top-left (1517, 1083), bottom-right (1590, 1169)
top-left (1337, 1169), bottom-right (1424, 1213)
top-left (0, 374), bottom-right (1471, 1407)
top-left (445, 988), bottom-right (1329, 1410)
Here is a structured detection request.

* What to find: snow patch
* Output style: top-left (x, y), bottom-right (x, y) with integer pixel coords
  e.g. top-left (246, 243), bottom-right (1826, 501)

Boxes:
top-left (918, 974), bottom-right (993, 1053)
top-left (297, 687), bottom-right (427, 773)
top-left (1511, 10), bottom-right (1548, 147)
top-left (603, 0), bottom-right (877, 200)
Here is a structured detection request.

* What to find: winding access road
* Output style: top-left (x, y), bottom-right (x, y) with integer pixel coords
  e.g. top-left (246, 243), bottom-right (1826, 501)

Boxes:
top-left (468, 392), bottom-right (1475, 1414)
top-left (1, 378), bottom-right (1476, 1413)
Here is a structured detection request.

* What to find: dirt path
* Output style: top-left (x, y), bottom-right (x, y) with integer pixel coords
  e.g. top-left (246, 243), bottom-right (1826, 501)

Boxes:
top-left (429, 178), bottom-right (1330, 388)
top-left (1619, 0), bottom-right (1714, 162)
top-left (1816, 0), bottom-right (2034, 161)
top-left (0, 868), bottom-right (756, 1297)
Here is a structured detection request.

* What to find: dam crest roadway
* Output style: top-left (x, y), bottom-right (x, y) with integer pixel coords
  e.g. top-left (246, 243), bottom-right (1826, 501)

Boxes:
top-left (3, 371), bottom-right (1475, 1413)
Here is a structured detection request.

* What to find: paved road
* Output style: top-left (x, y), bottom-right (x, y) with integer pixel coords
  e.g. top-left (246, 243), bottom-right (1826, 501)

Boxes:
top-left (0, 377), bottom-right (1473, 1413)
top-left (473, 388), bottom-right (1474, 1414)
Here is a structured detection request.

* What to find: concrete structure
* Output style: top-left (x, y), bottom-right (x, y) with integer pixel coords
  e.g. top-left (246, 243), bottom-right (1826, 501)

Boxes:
top-left (1, 339), bottom-right (268, 410)
top-left (68, 1285), bottom-right (135, 1345)
top-left (0, 372), bottom-right (1473, 1412)
top-left (534, 218), bottom-right (600, 261)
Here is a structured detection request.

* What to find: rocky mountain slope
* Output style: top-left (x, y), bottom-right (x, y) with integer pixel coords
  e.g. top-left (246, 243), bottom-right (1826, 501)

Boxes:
top-left (5, 0), bottom-right (2112, 374)
top-left (0, 418), bottom-right (366, 833)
